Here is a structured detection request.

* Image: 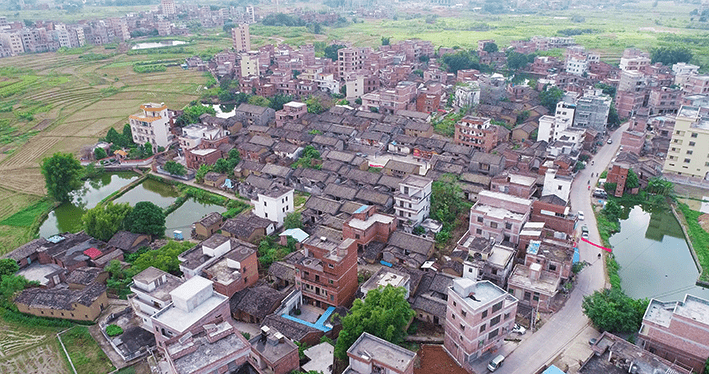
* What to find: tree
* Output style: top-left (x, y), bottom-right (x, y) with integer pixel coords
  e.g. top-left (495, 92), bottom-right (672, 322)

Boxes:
top-left (212, 158), bottom-right (231, 174)
top-left (196, 164), bottom-right (213, 183)
top-left (131, 240), bottom-right (194, 275)
top-left (607, 104), bottom-right (621, 128)
top-left (646, 177), bottom-right (674, 196)
top-left (334, 285), bottom-right (414, 360)
top-left (269, 94), bottom-right (294, 111)
top-left (625, 169), bottom-right (639, 190)
top-left (306, 96), bottom-right (327, 114)
top-left (441, 50), bottom-right (480, 74)
top-left (603, 200), bottom-right (622, 221)
top-left (381, 36), bottom-right (390, 45)
top-left (431, 174), bottom-right (467, 225)
top-left (539, 86), bottom-right (564, 112)
top-left (482, 42), bottom-right (498, 53)
top-left (94, 147), bottom-right (108, 160)
top-left (177, 104), bottom-right (216, 126)
top-left (0, 259), bottom-right (19, 279)
top-left (284, 212), bottom-right (303, 229)
top-left (324, 44), bottom-right (346, 61)
top-left (143, 142), bottom-right (154, 157)
top-left (41, 153), bottom-right (83, 203)
top-left (164, 161), bottom-right (186, 176)
top-left (82, 202), bottom-right (133, 242)
top-left (583, 288), bottom-right (648, 332)
top-left (595, 82), bottom-right (616, 98)
top-left (248, 95), bottom-right (272, 108)
top-left (650, 46), bottom-right (693, 66)
top-left (124, 201), bottom-right (166, 237)
top-left (0, 274), bottom-right (31, 309)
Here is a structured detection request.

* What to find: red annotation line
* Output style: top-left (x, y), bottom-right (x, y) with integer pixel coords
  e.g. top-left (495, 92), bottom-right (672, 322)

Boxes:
top-left (581, 237), bottom-right (613, 252)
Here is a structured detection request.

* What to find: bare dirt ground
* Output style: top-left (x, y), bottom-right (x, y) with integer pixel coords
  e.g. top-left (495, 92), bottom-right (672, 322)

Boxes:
top-left (415, 345), bottom-right (469, 374)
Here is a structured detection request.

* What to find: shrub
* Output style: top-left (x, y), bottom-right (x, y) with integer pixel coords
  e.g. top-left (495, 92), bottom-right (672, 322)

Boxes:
top-left (106, 324), bottom-right (124, 337)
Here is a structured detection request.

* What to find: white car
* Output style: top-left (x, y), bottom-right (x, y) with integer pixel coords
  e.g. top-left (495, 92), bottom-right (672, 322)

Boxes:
top-left (512, 323), bottom-right (526, 335)
top-left (577, 211), bottom-right (585, 220)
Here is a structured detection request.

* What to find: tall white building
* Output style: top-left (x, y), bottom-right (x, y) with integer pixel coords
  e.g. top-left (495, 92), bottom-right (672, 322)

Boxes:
top-left (251, 187), bottom-right (294, 228)
top-left (129, 103), bottom-right (173, 152)
top-left (232, 23), bottom-right (250, 52)
top-left (455, 81), bottom-right (481, 108)
top-left (240, 51), bottom-right (259, 77)
top-left (537, 100), bottom-right (576, 143)
top-left (394, 175), bottom-right (433, 226)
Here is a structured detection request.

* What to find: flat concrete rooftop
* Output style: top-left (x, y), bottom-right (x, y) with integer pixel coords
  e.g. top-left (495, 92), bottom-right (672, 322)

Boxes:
top-left (347, 332), bottom-right (415, 372)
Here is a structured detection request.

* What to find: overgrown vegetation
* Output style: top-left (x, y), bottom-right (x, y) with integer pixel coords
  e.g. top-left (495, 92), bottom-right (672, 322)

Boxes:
top-left (292, 145), bottom-right (322, 169)
top-left (677, 203), bottom-right (709, 283)
top-left (430, 174), bottom-right (471, 247)
top-left (61, 326), bottom-right (115, 374)
top-left (257, 235), bottom-right (297, 270)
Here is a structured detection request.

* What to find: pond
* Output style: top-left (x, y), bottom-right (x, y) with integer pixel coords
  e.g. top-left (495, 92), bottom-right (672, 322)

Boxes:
top-left (131, 40), bottom-right (187, 50)
top-left (38, 174), bottom-right (228, 242)
top-left (609, 206), bottom-right (709, 301)
top-left (164, 198), bottom-right (226, 238)
top-left (113, 178), bottom-right (180, 209)
top-left (38, 172), bottom-right (139, 238)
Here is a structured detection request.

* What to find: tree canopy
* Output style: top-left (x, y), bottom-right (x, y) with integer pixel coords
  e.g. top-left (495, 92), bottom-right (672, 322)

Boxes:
top-left (582, 288), bottom-right (648, 332)
top-left (539, 86), bottom-right (565, 112)
top-left (40, 152), bottom-right (83, 203)
top-left (650, 46), bottom-right (693, 66)
top-left (176, 104), bottom-right (216, 126)
top-left (625, 169), bottom-right (639, 190)
top-left (94, 147), bottom-right (108, 160)
top-left (284, 212), bottom-right (303, 229)
top-left (482, 42), bottom-right (498, 53)
top-left (334, 285), bottom-right (414, 360)
top-left (441, 50), bottom-right (480, 74)
top-left (82, 202), bottom-right (133, 242)
top-left (324, 44), bottom-right (346, 62)
top-left (164, 160), bottom-right (186, 176)
top-left (646, 177), bottom-right (674, 196)
top-left (0, 259), bottom-right (19, 279)
top-left (124, 201), bottom-right (165, 237)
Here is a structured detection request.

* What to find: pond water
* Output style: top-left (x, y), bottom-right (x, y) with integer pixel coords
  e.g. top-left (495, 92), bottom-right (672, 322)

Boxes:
top-left (113, 178), bottom-right (181, 209)
top-left (38, 172), bottom-right (139, 238)
top-left (164, 198), bottom-right (226, 238)
top-left (609, 206), bottom-right (709, 301)
top-left (38, 174), bottom-right (227, 241)
top-left (131, 40), bottom-right (187, 50)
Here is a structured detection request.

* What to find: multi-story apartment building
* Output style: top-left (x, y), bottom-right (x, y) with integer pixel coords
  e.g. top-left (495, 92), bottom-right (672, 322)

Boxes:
top-left (682, 75), bottom-right (709, 95)
top-left (275, 101), bottom-right (307, 127)
top-left (129, 103), bottom-right (173, 152)
top-left (161, 0), bottom-right (176, 16)
top-left (564, 46), bottom-right (599, 76)
top-left (619, 48), bottom-right (650, 72)
top-left (455, 81), bottom-right (481, 108)
top-left (638, 294), bottom-right (709, 373)
top-left (239, 51), bottom-right (259, 77)
top-left (342, 205), bottom-right (397, 253)
top-left (251, 186), bottom-right (294, 228)
top-left (294, 235), bottom-right (358, 309)
top-left (345, 332), bottom-right (417, 374)
top-left (231, 23), bottom-right (250, 52)
top-left (108, 18), bottom-right (130, 41)
top-left (338, 47), bottom-right (366, 79)
top-left (663, 105), bottom-right (709, 179)
top-left (0, 32), bottom-right (24, 55)
top-left (454, 116), bottom-right (506, 152)
top-left (444, 278), bottom-right (518, 369)
top-left (573, 89), bottom-right (611, 131)
top-left (466, 190), bottom-right (532, 246)
top-left (178, 124), bottom-right (225, 149)
top-left (394, 175), bottom-right (432, 226)
top-left (537, 101), bottom-right (576, 143)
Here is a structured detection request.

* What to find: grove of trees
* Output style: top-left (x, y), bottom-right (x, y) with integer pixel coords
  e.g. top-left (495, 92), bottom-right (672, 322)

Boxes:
top-left (82, 202), bottom-right (133, 242)
top-left (123, 201), bottom-right (166, 236)
top-left (334, 285), bottom-right (414, 360)
top-left (40, 152), bottom-right (83, 203)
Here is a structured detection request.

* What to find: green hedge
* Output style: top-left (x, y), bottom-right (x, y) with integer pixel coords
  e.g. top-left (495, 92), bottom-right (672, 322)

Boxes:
top-left (106, 324), bottom-right (123, 337)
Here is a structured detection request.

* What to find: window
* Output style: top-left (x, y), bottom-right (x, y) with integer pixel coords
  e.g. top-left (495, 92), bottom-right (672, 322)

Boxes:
top-left (690, 141), bottom-right (696, 146)
top-left (265, 213), bottom-right (268, 218)
top-left (264, 201), bottom-right (267, 206)
top-left (480, 325), bottom-right (486, 333)
top-left (490, 222), bottom-right (498, 229)
top-left (481, 310), bottom-right (488, 318)
top-left (685, 158), bottom-right (691, 163)
top-left (524, 292), bottom-right (531, 301)
top-left (476, 228), bottom-right (482, 234)
top-left (533, 292), bottom-right (540, 301)
top-left (488, 328), bottom-right (499, 340)
top-left (688, 150), bottom-right (694, 155)
top-left (477, 216), bottom-right (484, 222)
top-left (460, 323), bottom-right (466, 331)
top-left (505, 222), bottom-right (512, 230)
top-left (461, 310), bottom-right (467, 317)
top-left (549, 264), bottom-right (557, 271)
top-left (329, 279), bottom-right (333, 284)
top-left (692, 132), bottom-right (699, 138)
top-left (328, 263), bottom-right (334, 268)
top-left (490, 315), bottom-right (501, 326)
top-left (504, 313), bottom-right (510, 320)
top-left (492, 301), bottom-right (503, 313)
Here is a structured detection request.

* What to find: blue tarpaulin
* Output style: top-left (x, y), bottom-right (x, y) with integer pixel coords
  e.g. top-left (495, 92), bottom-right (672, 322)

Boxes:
top-left (542, 365), bottom-right (566, 374)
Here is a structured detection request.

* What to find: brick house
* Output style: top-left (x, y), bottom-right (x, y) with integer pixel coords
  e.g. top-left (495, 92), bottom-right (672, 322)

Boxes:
top-left (194, 212), bottom-right (224, 239)
top-left (248, 327), bottom-right (300, 374)
top-left (342, 205), bottom-right (397, 252)
top-left (345, 332), bottom-right (417, 374)
top-left (165, 321), bottom-right (251, 374)
top-left (295, 235), bottom-right (358, 308)
top-left (443, 278), bottom-right (518, 369)
top-left (466, 190), bottom-right (533, 246)
top-left (202, 242), bottom-right (259, 298)
top-left (14, 282), bottom-right (108, 322)
top-left (638, 294), bottom-right (709, 373)
top-left (530, 195), bottom-right (575, 236)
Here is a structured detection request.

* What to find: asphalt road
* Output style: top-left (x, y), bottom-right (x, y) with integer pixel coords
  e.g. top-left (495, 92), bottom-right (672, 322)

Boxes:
top-left (493, 123), bottom-right (629, 374)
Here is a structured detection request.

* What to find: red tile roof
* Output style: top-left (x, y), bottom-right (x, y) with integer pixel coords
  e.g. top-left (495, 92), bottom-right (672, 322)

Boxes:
top-left (83, 247), bottom-right (102, 259)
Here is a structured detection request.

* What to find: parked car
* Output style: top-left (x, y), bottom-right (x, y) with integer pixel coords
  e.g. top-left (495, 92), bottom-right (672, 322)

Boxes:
top-left (577, 211), bottom-right (585, 220)
top-left (593, 189), bottom-right (608, 199)
top-left (607, 139), bottom-right (613, 144)
top-left (488, 355), bottom-right (505, 372)
top-left (581, 225), bottom-right (589, 238)
top-left (512, 323), bottom-right (526, 335)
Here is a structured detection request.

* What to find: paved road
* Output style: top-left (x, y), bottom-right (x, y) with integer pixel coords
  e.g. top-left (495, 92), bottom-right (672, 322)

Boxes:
top-left (492, 123), bottom-right (629, 374)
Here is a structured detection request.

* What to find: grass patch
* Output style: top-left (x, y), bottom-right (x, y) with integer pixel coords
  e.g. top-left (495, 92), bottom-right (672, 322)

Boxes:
top-left (0, 199), bottom-right (53, 227)
top-left (61, 326), bottom-right (114, 374)
top-left (677, 203), bottom-right (709, 283)
top-left (595, 209), bottom-right (619, 247)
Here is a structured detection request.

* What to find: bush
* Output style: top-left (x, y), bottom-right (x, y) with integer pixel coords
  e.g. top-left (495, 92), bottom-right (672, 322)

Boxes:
top-left (241, 332), bottom-right (251, 340)
top-left (106, 324), bottom-right (124, 337)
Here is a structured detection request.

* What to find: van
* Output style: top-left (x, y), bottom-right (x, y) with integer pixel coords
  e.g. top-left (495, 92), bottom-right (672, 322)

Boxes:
top-left (487, 354), bottom-right (505, 372)
top-left (593, 188), bottom-right (607, 198)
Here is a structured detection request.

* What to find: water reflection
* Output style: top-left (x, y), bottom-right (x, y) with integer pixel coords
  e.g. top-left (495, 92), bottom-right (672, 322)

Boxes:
top-left (609, 206), bottom-right (709, 301)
